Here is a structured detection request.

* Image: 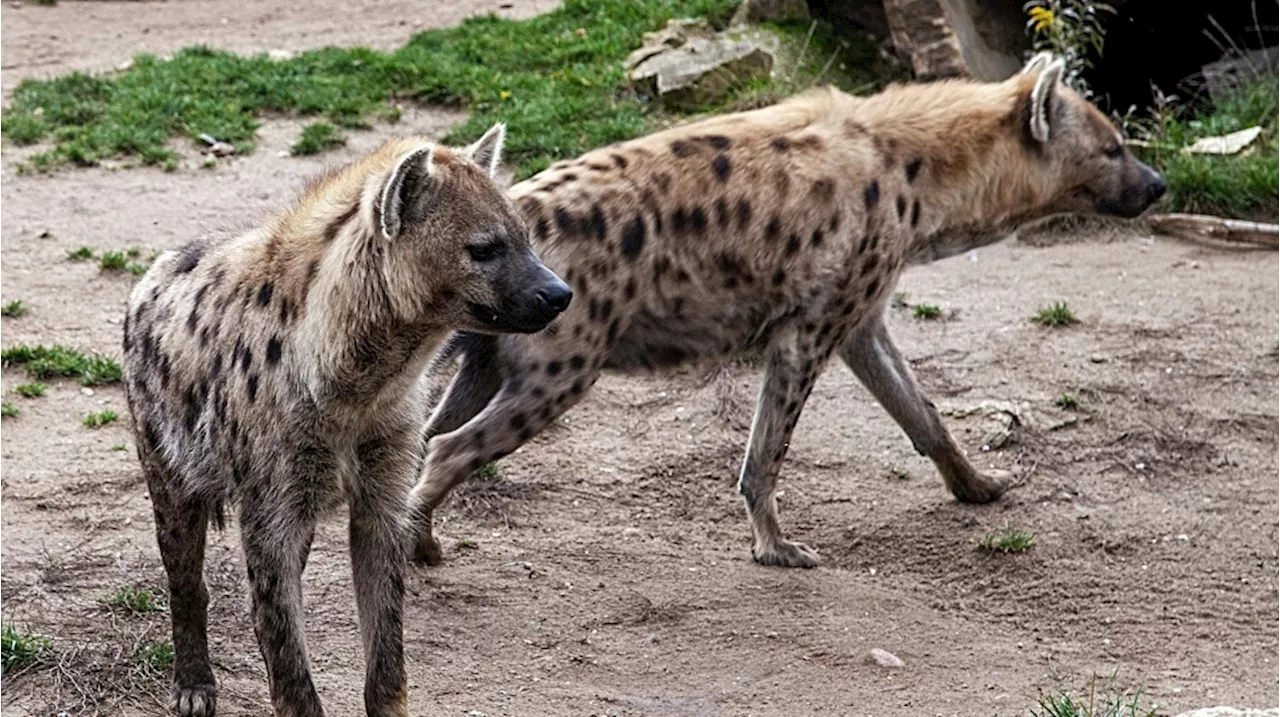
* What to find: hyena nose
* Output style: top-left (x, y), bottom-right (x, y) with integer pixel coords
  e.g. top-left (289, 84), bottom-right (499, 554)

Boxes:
top-left (1148, 175), bottom-right (1167, 202)
top-left (536, 280), bottom-right (573, 314)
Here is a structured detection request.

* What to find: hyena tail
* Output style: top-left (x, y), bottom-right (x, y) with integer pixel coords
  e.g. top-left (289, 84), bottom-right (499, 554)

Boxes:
top-left (424, 332), bottom-right (504, 441)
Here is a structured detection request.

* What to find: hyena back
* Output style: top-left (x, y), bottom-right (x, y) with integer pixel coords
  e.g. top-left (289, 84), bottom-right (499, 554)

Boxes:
top-left (123, 124), bottom-right (570, 717)
top-left (409, 54), bottom-right (1165, 568)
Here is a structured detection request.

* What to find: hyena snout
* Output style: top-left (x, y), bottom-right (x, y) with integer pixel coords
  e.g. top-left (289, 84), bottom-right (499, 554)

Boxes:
top-left (1106, 160), bottom-right (1167, 218)
top-left (519, 263), bottom-right (573, 330)
top-left (475, 255), bottom-right (572, 334)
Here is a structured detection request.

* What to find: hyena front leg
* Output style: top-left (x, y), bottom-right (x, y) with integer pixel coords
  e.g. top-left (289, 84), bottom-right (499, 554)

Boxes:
top-left (239, 495), bottom-right (324, 717)
top-left (146, 468), bottom-right (217, 717)
top-left (841, 314), bottom-right (1013, 503)
top-left (348, 429), bottom-right (418, 717)
top-left (739, 322), bottom-right (829, 569)
top-left (409, 358), bottom-right (602, 564)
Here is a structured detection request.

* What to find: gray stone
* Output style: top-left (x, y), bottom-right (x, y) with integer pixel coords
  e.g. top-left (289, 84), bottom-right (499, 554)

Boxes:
top-left (730, 0), bottom-right (809, 28)
top-left (868, 648), bottom-right (904, 668)
top-left (624, 18), bottom-right (716, 71)
top-left (629, 34), bottom-right (773, 110)
top-left (881, 0), bottom-right (1028, 81)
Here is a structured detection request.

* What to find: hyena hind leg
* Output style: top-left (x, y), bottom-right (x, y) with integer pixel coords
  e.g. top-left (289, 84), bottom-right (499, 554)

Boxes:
top-left (146, 468), bottom-right (217, 717)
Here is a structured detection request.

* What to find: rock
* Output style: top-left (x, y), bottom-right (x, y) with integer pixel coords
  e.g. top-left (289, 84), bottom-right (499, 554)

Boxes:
top-left (624, 18), bottom-right (717, 71)
top-left (730, 0), bottom-right (809, 28)
top-left (205, 142), bottom-right (236, 157)
top-left (1173, 708), bottom-right (1280, 717)
top-left (882, 0), bottom-right (966, 79)
top-left (868, 648), bottom-right (904, 668)
top-left (881, 0), bottom-right (1028, 81)
top-left (1202, 47), bottom-right (1280, 103)
top-left (629, 29), bottom-right (774, 110)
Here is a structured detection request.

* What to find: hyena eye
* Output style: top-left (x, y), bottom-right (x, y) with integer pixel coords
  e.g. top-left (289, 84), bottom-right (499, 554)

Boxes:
top-left (1103, 142), bottom-right (1124, 159)
top-left (467, 242), bottom-right (505, 262)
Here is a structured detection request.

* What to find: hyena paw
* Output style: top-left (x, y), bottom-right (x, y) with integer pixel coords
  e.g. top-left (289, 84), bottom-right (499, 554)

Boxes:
top-left (951, 468), bottom-right (1015, 504)
top-left (172, 684), bottom-right (216, 717)
top-left (411, 530), bottom-right (444, 566)
top-left (753, 539), bottom-right (821, 568)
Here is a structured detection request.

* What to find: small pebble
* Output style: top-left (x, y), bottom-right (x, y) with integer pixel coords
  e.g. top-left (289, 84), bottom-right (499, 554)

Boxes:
top-left (1089, 354), bottom-right (1106, 363)
top-left (80, 388), bottom-right (94, 397)
top-left (868, 648), bottom-right (903, 668)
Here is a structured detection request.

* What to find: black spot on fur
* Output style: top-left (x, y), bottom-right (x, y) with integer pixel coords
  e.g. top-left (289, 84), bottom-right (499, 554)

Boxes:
top-left (654, 173), bottom-right (672, 194)
top-left (911, 199), bottom-right (921, 228)
top-left (716, 253), bottom-right (744, 277)
top-left (266, 336), bottom-right (282, 365)
top-left (606, 319), bottom-right (620, 345)
top-left (864, 277), bottom-right (881, 299)
top-left (770, 137), bottom-right (791, 152)
top-left (587, 204), bottom-right (608, 241)
top-left (535, 216), bottom-right (550, 239)
top-left (712, 154), bottom-right (731, 183)
top-left (905, 158), bottom-right (922, 183)
top-left (810, 229), bottom-right (824, 248)
top-left (212, 353), bottom-right (223, 378)
top-left (785, 234), bottom-right (801, 256)
top-left (611, 153), bottom-right (629, 169)
top-left (601, 298), bottom-right (614, 321)
top-left (554, 207), bottom-right (579, 237)
top-left (569, 355), bottom-right (586, 371)
top-left (671, 140), bottom-right (695, 158)
top-left (736, 199), bottom-right (753, 229)
top-left (672, 207), bottom-right (688, 234)
top-left (863, 181), bottom-right (880, 209)
top-left (766, 216), bottom-right (782, 242)
top-left (510, 413), bottom-right (527, 430)
top-left (828, 212), bottom-right (840, 233)
top-left (715, 198), bottom-right (730, 228)
top-left (689, 206), bottom-right (708, 234)
top-left (811, 179), bottom-right (835, 202)
top-left (772, 268), bottom-right (786, 286)
top-left (257, 282), bottom-right (274, 307)
top-left (547, 361), bottom-right (562, 376)
top-left (896, 195), bottom-right (907, 220)
top-left (701, 135), bottom-right (732, 150)
top-left (241, 347), bottom-right (253, 373)
top-left (861, 254), bottom-right (880, 276)
top-left (247, 374), bottom-right (259, 402)
top-left (175, 242), bottom-right (205, 274)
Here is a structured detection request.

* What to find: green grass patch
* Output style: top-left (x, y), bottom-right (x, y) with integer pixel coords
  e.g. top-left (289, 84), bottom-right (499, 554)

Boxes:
top-left (292, 121), bottom-right (347, 156)
top-left (132, 640), bottom-right (174, 674)
top-left (1030, 673), bottom-right (1157, 717)
top-left (99, 250), bottom-right (128, 271)
top-left (105, 586), bottom-right (164, 614)
top-left (1, 402), bottom-right (18, 418)
top-left (112, 442), bottom-right (128, 451)
top-left (2, 624), bottom-right (52, 675)
top-left (912, 303), bottom-right (942, 320)
top-left (66, 246), bottom-right (94, 261)
top-left (2, 0), bottom-right (899, 178)
top-left (1127, 79), bottom-right (1278, 217)
top-left (1, 344), bottom-right (124, 386)
top-left (13, 382), bottom-right (48, 398)
top-left (1032, 302), bottom-right (1079, 328)
top-left (475, 462), bottom-right (502, 480)
top-left (83, 409), bottom-right (119, 428)
top-left (1055, 392), bottom-right (1080, 410)
top-left (1, 300), bottom-right (27, 318)
top-left (978, 526), bottom-right (1036, 553)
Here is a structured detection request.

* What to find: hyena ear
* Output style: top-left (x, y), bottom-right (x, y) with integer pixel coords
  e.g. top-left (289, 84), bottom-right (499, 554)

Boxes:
top-left (379, 145), bottom-right (439, 240)
top-left (463, 122), bottom-right (506, 178)
top-left (1028, 58), bottom-right (1065, 144)
top-left (1020, 51), bottom-right (1055, 75)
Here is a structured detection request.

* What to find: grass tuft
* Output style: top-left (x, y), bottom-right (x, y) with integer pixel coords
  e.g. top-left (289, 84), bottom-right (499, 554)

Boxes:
top-left (475, 462), bottom-right (502, 480)
top-left (83, 409), bottom-right (119, 428)
top-left (66, 246), bottom-right (94, 261)
top-left (2, 300), bottom-right (27, 318)
top-left (291, 121), bottom-right (347, 156)
top-left (978, 526), bottom-right (1036, 553)
top-left (132, 640), bottom-right (174, 674)
top-left (1, 0), bottom-right (899, 178)
top-left (105, 586), bottom-right (164, 615)
top-left (912, 303), bottom-right (942, 320)
top-left (2, 624), bottom-right (52, 675)
top-left (1030, 672), bottom-right (1157, 717)
top-left (1, 402), bottom-right (19, 418)
top-left (13, 382), bottom-right (48, 398)
top-left (1032, 302), bottom-right (1079, 327)
top-left (1055, 392), bottom-right (1080, 410)
top-left (2, 344), bottom-right (123, 386)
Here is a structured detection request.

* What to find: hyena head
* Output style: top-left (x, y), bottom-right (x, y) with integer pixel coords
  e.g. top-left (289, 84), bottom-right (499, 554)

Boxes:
top-left (375, 123), bottom-right (572, 334)
top-left (1018, 53), bottom-right (1166, 219)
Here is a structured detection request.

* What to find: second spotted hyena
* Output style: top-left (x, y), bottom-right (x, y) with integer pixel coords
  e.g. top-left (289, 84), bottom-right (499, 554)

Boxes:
top-left (409, 54), bottom-right (1165, 568)
top-left (123, 124), bottom-right (571, 717)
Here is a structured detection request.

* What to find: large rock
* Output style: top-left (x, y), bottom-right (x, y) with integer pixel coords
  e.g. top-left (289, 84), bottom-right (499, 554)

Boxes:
top-left (627, 20), bottom-right (774, 110)
top-left (881, 0), bottom-right (967, 79)
top-left (879, 0), bottom-right (1028, 80)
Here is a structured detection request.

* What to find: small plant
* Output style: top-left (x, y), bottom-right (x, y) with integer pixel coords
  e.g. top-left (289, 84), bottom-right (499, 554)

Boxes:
top-left (83, 409), bottom-right (119, 428)
top-left (890, 292), bottom-right (910, 308)
top-left (2, 344), bottom-right (123, 385)
top-left (291, 122), bottom-right (347, 156)
top-left (979, 526), bottom-right (1036, 553)
top-left (13, 382), bottom-right (48, 398)
top-left (1, 402), bottom-right (19, 418)
top-left (912, 303), bottom-right (942, 320)
top-left (133, 640), bottom-right (174, 674)
top-left (1030, 672), bottom-right (1157, 717)
top-left (106, 586), bottom-right (164, 614)
top-left (1, 624), bottom-right (52, 675)
top-left (99, 250), bottom-right (128, 271)
top-left (475, 462), bottom-right (502, 480)
top-left (66, 246), bottom-right (94, 261)
top-left (1032, 302), bottom-right (1079, 327)
top-left (1055, 392), bottom-right (1080, 410)
top-left (456, 538), bottom-right (479, 550)
top-left (1023, 0), bottom-right (1116, 99)
top-left (2, 300), bottom-right (27, 317)
top-left (111, 442), bottom-right (128, 451)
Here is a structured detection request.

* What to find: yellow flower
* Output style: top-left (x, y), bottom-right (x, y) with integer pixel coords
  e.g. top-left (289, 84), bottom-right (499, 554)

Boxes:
top-left (499, 90), bottom-right (511, 100)
top-left (1028, 6), bottom-right (1055, 32)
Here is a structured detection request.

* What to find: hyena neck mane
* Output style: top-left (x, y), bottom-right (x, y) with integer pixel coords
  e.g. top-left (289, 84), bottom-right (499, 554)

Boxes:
top-left (279, 148), bottom-right (448, 405)
top-left (838, 75), bottom-right (1062, 262)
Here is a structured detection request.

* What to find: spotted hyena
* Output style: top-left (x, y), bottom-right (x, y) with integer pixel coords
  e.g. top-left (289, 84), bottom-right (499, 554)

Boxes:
top-left (123, 124), bottom-right (571, 717)
top-left (408, 53), bottom-right (1166, 569)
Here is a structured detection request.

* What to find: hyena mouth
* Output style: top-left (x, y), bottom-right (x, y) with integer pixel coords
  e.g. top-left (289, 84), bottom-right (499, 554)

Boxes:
top-left (466, 302), bottom-right (557, 334)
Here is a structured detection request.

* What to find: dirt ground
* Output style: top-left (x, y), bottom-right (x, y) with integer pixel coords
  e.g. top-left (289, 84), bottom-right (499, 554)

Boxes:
top-left (2, 2), bottom-right (1277, 716)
